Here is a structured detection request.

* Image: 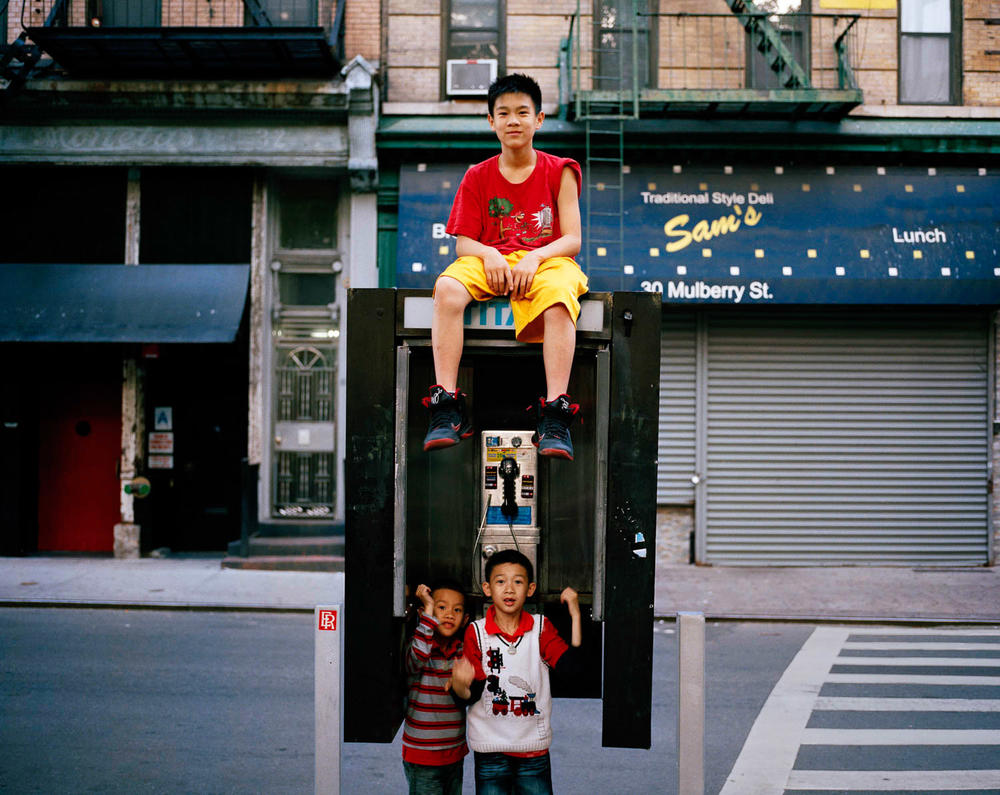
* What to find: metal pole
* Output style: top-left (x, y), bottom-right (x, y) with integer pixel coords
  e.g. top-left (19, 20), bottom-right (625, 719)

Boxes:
top-left (315, 604), bottom-right (342, 795)
top-left (677, 611), bottom-right (705, 795)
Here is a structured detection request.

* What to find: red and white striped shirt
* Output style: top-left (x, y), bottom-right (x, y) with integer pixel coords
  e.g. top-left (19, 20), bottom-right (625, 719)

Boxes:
top-left (402, 613), bottom-right (469, 766)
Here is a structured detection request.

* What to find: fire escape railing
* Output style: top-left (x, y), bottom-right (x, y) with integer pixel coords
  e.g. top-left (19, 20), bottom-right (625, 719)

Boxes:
top-left (2, 0), bottom-right (346, 92)
top-left (563, 7), bottom-right (863, 100)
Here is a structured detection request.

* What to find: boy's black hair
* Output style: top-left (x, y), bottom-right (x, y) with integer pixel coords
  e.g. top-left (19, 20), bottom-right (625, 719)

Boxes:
top-left (487, 73), bottom-right (542, 117)
top-left (429, 577), bottom-right (466, 599)
top-left (483, 549), bottom-right (534, 584)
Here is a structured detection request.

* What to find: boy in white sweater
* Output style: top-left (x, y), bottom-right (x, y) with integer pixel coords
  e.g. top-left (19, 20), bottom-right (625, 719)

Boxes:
top-left (450, 550), bottom-right (582, 794)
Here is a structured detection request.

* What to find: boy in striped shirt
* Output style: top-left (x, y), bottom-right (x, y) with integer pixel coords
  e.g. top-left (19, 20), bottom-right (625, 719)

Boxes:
top-left (403, 579), bottom-right (470, 794)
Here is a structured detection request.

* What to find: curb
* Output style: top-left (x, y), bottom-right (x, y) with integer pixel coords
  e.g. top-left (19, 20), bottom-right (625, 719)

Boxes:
top-left (4, 599), bottom-right (998, 625)
top-left (653, 612), bottom-right (1000, 626)
top-left (0, 598), bottom-right (316, 613)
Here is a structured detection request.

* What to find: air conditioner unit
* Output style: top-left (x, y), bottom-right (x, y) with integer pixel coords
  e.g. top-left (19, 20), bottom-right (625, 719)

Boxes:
top-left (446, 59), bottom-right (497, 96)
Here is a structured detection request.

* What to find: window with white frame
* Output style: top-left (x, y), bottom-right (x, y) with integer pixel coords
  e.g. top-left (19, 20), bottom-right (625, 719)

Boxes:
top-left (444, 0), bottom-right (504, 97)
top-left (899, 0), bottom-right (959, 104)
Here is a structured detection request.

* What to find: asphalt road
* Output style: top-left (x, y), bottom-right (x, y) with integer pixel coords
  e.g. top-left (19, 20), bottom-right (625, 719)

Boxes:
top-left (0, 608), bottom-right (814, 793)
top-left (14, 611), bottom-right (997, 793)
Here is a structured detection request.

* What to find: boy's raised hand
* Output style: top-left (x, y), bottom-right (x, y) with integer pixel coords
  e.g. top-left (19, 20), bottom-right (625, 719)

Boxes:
top-left (415, 583), bottom-right (434, 615)
top-left (483, 248), bottom-right (512, 295)
top-left (561, 587), bottom-right (583, 647)
top-left (450, 655), bottom-right (475, 699)
top-left (560, 586), bottom-right (580, 615)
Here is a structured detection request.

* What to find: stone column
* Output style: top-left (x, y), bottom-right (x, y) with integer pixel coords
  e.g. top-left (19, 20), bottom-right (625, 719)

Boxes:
top-left (115, 168), bottom-right (143, 559)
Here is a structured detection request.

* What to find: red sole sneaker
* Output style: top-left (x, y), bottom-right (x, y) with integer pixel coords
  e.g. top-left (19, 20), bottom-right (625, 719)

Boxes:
top-left (424, 437), bottom-right (459, 451)
top-left (538, 447), bottom-right (573, 461)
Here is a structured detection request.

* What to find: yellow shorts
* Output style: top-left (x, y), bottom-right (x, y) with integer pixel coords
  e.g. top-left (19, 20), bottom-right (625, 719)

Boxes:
top-left (435, 251), bottom-right (589, 343)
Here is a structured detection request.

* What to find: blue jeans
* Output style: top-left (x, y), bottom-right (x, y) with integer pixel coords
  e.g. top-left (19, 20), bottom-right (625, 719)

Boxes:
top-left (403, 759), bottom-right (464, 795)
top-left (473, 752), bottom-right (553, 795)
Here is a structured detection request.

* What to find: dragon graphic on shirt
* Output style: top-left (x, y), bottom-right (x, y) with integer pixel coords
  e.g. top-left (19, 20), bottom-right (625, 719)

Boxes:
top-left (488, 197), bottom-right (553, 245)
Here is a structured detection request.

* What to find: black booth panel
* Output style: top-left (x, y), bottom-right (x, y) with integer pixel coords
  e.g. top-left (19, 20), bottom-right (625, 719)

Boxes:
top-left (344, 289), bottom-right (406, 743)
top-left (601, 292), bottom-right (661, 749)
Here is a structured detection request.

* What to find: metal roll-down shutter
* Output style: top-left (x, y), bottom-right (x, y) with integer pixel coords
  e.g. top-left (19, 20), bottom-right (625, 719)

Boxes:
top-left (657, 310), bottom-right (698, 505)
top-left (701, 309), bottom-right (990, 565)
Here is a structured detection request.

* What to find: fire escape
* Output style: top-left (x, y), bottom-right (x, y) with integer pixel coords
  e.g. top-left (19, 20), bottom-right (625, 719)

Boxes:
top-left (2, 0), bottom-right (346, 100)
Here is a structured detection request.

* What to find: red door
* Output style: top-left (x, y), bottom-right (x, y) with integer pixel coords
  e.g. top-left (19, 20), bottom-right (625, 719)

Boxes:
top-left (37, 361), bottom-right (121, 552)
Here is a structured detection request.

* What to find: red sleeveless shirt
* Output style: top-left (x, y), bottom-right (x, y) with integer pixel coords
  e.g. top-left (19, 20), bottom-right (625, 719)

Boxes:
top-left (445, 150), bottom-right (582, 255)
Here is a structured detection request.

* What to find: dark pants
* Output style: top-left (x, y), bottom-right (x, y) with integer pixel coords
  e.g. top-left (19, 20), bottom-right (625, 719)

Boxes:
top-left (473, 752), bottom-right (553, 795)
top-left (403, 759), bottom-right (464, 795)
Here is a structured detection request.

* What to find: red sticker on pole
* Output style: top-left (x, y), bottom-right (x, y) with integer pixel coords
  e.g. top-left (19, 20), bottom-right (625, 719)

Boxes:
top-left (318, 609), bottom-right (338, 631)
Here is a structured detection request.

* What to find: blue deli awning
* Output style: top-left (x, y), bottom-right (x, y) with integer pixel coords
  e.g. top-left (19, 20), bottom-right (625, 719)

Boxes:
top-left (396, 161), bottom-right (1000, 305)
top-left (0, 264), bottom-right (249, 343)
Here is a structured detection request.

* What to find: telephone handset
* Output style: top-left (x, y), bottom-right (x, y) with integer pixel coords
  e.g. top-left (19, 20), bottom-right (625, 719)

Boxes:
top-left (499, 455), bottom-right (520, 522)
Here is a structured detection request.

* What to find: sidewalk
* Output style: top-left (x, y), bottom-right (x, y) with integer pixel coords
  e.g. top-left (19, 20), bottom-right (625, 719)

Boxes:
top-left (1, 554), bottom-right (998, 622)
top-left (0, 554), bottom-right (343, 612)
top-left (655, 563), bottom-right (1000, 623)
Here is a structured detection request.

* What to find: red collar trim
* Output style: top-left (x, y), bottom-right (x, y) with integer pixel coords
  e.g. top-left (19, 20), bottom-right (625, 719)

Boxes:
top-left (484, 605), bottom-right (534, 640)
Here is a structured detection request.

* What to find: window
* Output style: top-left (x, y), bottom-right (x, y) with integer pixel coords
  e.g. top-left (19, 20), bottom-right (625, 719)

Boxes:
top-left (244, 0), bottom-right (316, 27)
top-left (443, 0), bottom-right (504, 97)
top-left (0, 167), bottom-right (127, 264)
top-left (140, 168), bottom-right (252, 264)
top-left (594, 0), bottom-right (656, 91)
top-left (89, 0), bottom-right (161, 27)
top-left (899, 0), bottom-right (959, 104)
top-left (278, 178), bottom-right (338, 251)
top-left (746, 0), bottom-right (810, 90)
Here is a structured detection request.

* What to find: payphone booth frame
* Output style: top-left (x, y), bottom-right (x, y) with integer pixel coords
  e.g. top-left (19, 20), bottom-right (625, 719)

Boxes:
top-left (344, 288), bottom-right (660, 749)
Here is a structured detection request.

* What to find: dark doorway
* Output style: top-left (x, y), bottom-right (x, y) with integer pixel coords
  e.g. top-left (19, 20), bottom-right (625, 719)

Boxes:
top-left (0, 346), bottom-right (39, 555)
top-left (136, 166), bottom-right (252, 552)
top-left (141, 336), bottom-right (249, 553)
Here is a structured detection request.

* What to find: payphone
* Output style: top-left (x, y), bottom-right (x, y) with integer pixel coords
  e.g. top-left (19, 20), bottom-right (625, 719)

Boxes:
top-left (477, 430), bottom-right (539, 584)
top-left (344, 289), bottom-right (660, 749)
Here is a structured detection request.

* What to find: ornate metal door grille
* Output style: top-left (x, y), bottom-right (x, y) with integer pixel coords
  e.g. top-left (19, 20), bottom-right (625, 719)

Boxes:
top-left (273, 343), bottom-right (336, 516)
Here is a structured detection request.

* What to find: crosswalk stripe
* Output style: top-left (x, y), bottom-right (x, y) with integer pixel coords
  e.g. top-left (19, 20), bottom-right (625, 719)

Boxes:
top-left (842, 642), bottom-right (1000, 651)
top-left (826, 672), bottom-right (1000, 685)
top-left (813, 697), bottom-right (1000, 711)
top-left (785, 769), bottom-right (1000, 790)
top-left (834, 656), bottom-right (1000, 667)
top-left (801, 727), bottom-right (1000, 744)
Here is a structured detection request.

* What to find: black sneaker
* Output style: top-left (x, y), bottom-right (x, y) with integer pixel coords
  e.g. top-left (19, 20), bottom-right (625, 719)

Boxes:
top-left (422, 385), bottom-right (473, 451)
top-left (530, 394), bottom-right (580, 460)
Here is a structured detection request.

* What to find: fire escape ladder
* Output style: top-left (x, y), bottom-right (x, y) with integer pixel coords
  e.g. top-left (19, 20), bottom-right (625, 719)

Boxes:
top-left (577, 0), bottom-right (643, 290)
